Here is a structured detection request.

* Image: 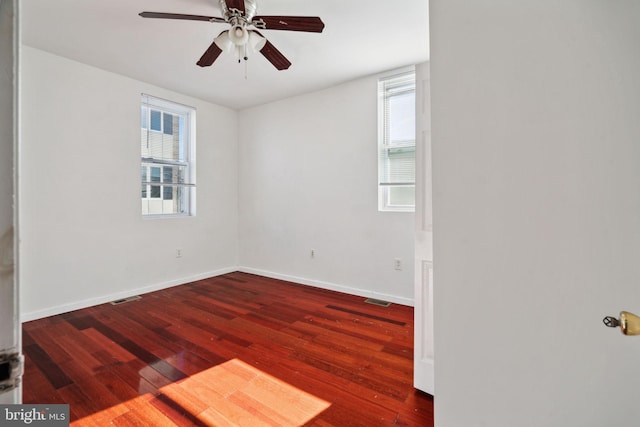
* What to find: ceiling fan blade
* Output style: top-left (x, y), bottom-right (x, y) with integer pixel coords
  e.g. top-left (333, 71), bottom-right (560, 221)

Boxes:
top-left (252, 16), bottom-right (325, 33)
top-left (258, 40), bottom-right (292, 70)
top-left (252, 30), bottom-right (291, 70)
top-left (196, 41), bottom-right (224, 67)
top-left (225, 0), bottom-right (246, 14)
top-left (139, 12), bottom-right (226, 24)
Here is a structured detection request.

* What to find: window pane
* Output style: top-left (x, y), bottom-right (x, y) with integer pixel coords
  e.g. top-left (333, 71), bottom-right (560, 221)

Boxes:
top-left (141, 106), bottom-right (148, 129)
top-left (162, 166), bottom-right (173, 183)
top-left (388, 92), bottom-right (415, 144)
top-left (163, 167), bottom-right (174, 200)
top-left (146, 113), bottom-right (182, 162)
top-left (150, 185), bottom-right (161, 198)
top-left (174, 186), bottom-right (187, 213)
top-left (163, 186), bottom-right (173, 200)
top-left (141, 167), bottom-right (148, 198)
top-left (150, 167), bottom-right (161, 182)
top-left (150, 109), bottom-right (161, 131)
top-left (386, 148), bottom-right (416, 183)
top-left (163, 113), bottom-right (173, 135)
top-left (389, 186), bottom-right (415, 206)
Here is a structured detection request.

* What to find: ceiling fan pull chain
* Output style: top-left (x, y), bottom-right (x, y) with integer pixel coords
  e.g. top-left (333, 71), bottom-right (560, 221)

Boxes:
top-left (244, 51), bottom-right (249, 80)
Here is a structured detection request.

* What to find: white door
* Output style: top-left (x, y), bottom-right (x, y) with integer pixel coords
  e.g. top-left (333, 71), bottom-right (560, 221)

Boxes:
top-left (413, 62), bottom-right (434, 394)
top-left (431, 1), bottom-right (640, 425)
top-left (0, 0), bottom-right (21, 405)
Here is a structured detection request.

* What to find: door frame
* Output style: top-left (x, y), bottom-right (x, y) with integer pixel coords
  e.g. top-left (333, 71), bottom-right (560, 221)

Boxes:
top-left (413, 62), bottom-right (434, 394)
top-left (0, 0), bottom-right (21, 405)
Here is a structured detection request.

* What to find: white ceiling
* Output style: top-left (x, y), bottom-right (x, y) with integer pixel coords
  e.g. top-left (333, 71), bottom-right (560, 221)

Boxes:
top-left (22, 0), bottom-right (429, 110)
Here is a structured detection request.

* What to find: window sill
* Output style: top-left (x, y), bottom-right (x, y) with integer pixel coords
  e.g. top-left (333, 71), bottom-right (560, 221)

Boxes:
top-left (142, 214), bottom-right (195, 220)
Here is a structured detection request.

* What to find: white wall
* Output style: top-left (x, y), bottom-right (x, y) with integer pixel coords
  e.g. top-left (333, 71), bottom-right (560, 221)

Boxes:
top-left (238, 73), bottom-right (416, 305)
top-left (431, 1), bottom-right (640, 426)
top-left (19, 46), bottom-right (418, 318)
top-left (20, 47), bottom-right (239, 320)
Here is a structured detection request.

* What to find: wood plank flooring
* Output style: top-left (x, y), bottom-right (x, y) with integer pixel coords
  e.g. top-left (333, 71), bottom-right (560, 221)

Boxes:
top-left (22, 272), bottom-right (434, 426)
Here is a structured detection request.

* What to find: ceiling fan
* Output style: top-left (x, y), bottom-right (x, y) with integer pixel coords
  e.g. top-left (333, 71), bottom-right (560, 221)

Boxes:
top-left (139, 0), bottom-right (325, 71)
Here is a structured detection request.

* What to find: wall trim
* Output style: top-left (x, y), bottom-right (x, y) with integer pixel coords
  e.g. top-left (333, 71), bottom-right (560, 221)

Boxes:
top-left (20, 267), bottom-right (237, 322)
top-left (21, 266), bottom-right (414, 322)
top-left (239, 266), bottom-right (414, 307)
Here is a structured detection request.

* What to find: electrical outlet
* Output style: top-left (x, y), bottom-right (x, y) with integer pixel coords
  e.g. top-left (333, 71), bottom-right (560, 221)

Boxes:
top-left (176, 248), bottom-right (182, 258)
top-left (394, 258), bottom-right (402, 270)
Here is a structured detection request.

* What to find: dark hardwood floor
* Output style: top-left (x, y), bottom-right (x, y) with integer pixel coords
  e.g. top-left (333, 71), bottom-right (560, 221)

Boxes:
top-left (22, 272), bottom-right (434, 426)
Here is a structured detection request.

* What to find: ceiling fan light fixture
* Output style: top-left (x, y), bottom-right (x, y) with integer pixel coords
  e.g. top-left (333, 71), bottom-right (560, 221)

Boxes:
top-left (214, 31), bottom-right (234, 53)
top-left (228, 24), bottom-right (249, 46)
top-left (248, 30), bottom-right (266, 52)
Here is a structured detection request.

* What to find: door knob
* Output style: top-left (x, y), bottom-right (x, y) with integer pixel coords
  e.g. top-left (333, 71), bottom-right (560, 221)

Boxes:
top-left (603, 311), bottom-right (640, 335)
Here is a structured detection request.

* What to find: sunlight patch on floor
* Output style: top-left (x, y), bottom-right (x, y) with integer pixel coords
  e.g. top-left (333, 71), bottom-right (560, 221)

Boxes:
top-left (74, 358), bottom-right (331, 426)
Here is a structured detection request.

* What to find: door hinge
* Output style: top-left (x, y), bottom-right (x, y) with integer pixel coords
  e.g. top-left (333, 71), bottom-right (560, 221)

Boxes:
top-left (0, 352), bottom-right (24, 394)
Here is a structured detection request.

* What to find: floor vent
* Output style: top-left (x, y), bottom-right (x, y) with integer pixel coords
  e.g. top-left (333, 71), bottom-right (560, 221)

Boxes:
top-left (364, 298), bottom-right (392, 307)
top-left (110, 295), bottom-right (142, 305)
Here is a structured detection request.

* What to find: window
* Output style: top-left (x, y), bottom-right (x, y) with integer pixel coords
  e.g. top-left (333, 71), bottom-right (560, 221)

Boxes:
top-left (378, 70), bottom-right (416, 212)
top-left (141, 94), bottom-right (196, 216)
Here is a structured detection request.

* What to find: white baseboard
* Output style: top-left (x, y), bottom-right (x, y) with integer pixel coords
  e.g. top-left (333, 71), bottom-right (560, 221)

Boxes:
top-left (21, 266), bottom-right (414, 322)
top-left (238, 266), bottom-right (414, 307)
top-left (20, 266), bottom-right (238, 322)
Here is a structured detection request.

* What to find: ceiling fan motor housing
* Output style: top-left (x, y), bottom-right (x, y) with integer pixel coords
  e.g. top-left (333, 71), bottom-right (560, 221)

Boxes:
top-left (220, 0), bottom-right (258, 21)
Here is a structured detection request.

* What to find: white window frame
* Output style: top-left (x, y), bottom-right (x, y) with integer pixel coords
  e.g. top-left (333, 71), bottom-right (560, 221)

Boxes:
top-left (377, 68), bottom-right (416, 212)
top-left (141, 94), bottom-right (196, 218)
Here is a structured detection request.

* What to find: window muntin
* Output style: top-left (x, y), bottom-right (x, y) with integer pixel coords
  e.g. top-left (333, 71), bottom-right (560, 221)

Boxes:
top-left (141, 95), bottom-right (196, 217)
top-left (378, 71), bottom-right (416, 212)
